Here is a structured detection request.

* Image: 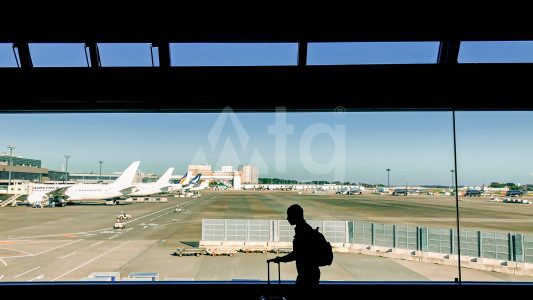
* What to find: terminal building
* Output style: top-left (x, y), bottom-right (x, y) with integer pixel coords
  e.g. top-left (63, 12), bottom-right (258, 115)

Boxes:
top-left (186, 164), bottom-right (258, 190)
top-left (0, 153), bottom-right (49, 184)
top-left (0, 153), bottom-right (148, 194)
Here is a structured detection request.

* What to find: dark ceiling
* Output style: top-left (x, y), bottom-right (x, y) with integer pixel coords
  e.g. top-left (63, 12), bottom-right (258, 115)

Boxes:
top-left (2, 24), bottom-right (533, 112)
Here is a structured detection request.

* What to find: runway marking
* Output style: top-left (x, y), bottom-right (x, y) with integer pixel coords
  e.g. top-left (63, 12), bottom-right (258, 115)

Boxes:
top-left (0, 247), bottom-right (32, 257)
top-left (13, 266), bottom-right (40, 279)
top-left (0, 197), bottom-right (205, 240)
top-left (0, 258), bottom-right (6, 266)
top-left (90, 241), bottom-right (103, 247)
top-left (34, 239), bottom-right (82, 256)
top-left (118, 240), bottom-right (163, 271)
top-left (29, 274), bottom-right (44, 281)
top-left (52, 241), bottom-right (130, 281)
top-left (60, 251), bottom-right (77, 259)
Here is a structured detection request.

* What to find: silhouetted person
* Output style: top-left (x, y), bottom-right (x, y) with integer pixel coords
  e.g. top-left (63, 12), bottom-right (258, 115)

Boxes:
top-left (268, 204), bottom-right (320, 289)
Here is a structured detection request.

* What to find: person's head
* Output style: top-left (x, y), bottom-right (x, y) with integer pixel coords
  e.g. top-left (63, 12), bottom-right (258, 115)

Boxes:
top-left (286, 204), bottom-right (304, 225)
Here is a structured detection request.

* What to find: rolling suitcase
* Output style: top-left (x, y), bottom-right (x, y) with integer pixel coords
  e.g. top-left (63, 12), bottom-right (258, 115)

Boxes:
top-left (260, 261), bottom-right (286, 300)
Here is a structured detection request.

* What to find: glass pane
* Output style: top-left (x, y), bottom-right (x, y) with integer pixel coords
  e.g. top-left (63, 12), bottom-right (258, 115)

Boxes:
top-left (170, 43), bottom-right (298, 66)
top-left (29, 43), bottom-right (87, 67)
top-left (0, 110), bottom-right (472, 283)
top-left (455, 111), bottom-right (533, 281)
top-left (459, 41), bottom-right (533, 63)
top-left (0, 43), bottom-right (18, 67)
top-left (97, 43), bottom-right (155, 67)
top-left (307, 42), bottom-right (440, 65)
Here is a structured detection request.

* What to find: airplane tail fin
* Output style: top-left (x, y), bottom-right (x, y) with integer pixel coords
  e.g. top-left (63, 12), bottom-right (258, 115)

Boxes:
top-left (190, 174), bottom-right (202, 185)
top-left (110, 161), bottom-right (140, 189)
top-left (180, 171), bottom-right (193, 185)
top-left (156, 168), bottom-right (174, 186)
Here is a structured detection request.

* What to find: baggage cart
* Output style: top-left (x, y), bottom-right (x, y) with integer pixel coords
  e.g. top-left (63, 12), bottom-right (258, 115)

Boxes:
top-left (206, 248), bottom-right (236, 256)
top-left (172, 247), bottom-right (206, 257)
top-left (241, 247), bottom-right (268, 253)
top-left (113, 221), bottom-right (126, 229)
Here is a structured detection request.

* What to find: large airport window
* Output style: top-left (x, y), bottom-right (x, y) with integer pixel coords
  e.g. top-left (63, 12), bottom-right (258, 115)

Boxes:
top-left (0, 110), bottom-right (498, 283)
top-left (28, 43), bottom-right (88, 67)
top-left (306, 42), bottom-right (441, 65)
top-left (169, 43), bottom-right (299, 66)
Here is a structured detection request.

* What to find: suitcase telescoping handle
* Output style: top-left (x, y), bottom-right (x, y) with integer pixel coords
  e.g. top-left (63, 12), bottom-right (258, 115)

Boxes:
top-left (267, 261), bottom-right (281, 284)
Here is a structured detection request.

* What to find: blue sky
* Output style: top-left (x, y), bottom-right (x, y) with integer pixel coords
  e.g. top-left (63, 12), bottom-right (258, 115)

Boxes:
top-left (1, 42), bottom-right (533, 186)
top-left (1, 110), bottom-right (532, 186)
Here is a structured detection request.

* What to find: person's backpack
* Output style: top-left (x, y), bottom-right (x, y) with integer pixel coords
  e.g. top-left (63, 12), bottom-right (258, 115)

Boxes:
top-left (312, 227), bottom-right (333, 266)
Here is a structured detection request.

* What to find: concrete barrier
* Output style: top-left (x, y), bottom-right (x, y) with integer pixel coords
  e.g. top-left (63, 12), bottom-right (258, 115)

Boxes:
top-left (200, 240), bottom-right (533, 276)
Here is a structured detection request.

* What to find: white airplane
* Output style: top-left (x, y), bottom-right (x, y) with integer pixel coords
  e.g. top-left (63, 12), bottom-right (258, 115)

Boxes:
top-left (336, 186), bottom-right (364, 195)
top-left (26, 161), bottom-right (140, 205)
top-left (166, 171), bottom-right (195, 192)
top-left (181, 174), bottom-right (203, 191)
top-left (188, 179), bottom-right (209, 191)
top-left (128, 167), bottom-right (174, 196)
top-left (348, 186), bottom-right (364, 195)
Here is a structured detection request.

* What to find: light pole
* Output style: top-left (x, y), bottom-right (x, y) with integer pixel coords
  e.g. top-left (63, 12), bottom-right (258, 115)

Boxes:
top-left (7, 145), bottom-right (16, 191)
top-left (386, 168), bottom-right (391, 189)
top-left (64, 155), bottom-right (70, 183)
top-left (99, 160), bottom-right (103, 182)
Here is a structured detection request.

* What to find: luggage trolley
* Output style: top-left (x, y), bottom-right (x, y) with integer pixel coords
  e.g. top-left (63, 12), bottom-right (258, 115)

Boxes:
top-left (260, 261), bottom-right (286, 300)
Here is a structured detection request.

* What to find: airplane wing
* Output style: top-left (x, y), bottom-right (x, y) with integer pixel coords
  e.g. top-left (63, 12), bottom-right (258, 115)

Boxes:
top-left (160, 186), bottom-right (173, 192)
top-left (49, 186), bottom-right (71, 199)
top-left (119, 186), bottom-right (136, 195)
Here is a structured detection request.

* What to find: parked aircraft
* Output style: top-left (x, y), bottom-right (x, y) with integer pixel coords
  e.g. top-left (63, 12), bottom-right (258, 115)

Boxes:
top-left (463, 185), bottom-right (485, 197)
top-left (392, 184), bottom-right (409, 196)
top-left (181, 174), bottom-right (203, 191)
top-left (26, 161), bottom-right (140, 205)
top-left (165, 171), bottom-right (194, 192)
top-left (128, 167), bottom-right (174, 196)
top-left (336, 186), bottom-right (364, 195)
top-left (374, 187), bottom-right (389, 193)
top-left (188, 179), bottom-right (209, 191)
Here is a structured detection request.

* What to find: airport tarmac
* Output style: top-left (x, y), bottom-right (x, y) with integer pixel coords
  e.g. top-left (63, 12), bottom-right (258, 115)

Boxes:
top-left (1, 190), bottom-right (533, 283)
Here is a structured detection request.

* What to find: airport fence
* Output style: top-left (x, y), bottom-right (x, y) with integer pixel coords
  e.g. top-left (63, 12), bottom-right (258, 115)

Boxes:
top-left (202, 218), bottom-right (533, 263)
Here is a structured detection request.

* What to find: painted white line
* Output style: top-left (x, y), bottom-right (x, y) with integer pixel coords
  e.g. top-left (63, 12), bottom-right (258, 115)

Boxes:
top-left (0, 247), bottom-right (32, 257)
top-left (0, 258), bottom-right (6, 267)
top-left (34, 239), bottom-right (83, 256)
top-left (90, 241), bottom-right (103, 247)
top-left (60, 251), bottom-right (77, 259)
top-left (13, 266), bottom-right (40, 279)
top-left (29, 274), bottom-right (44, 281)
top-left (52, 241), bottom-right (130, 281)
top-left (0, 197), bottom-right (205, 240)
